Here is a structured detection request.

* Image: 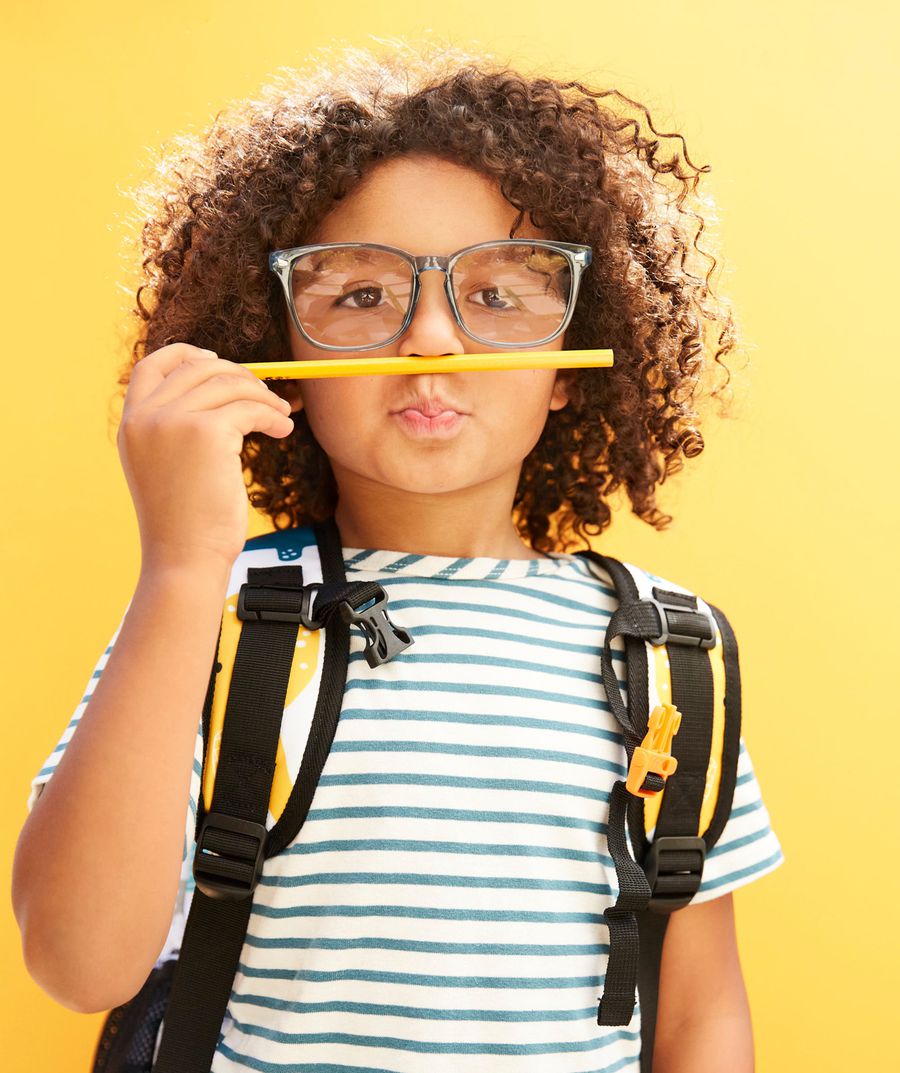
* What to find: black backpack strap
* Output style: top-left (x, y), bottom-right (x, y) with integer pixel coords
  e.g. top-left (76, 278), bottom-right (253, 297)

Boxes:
top-left (152, 515), bottom-right (414, 1072)
top-left (633, 600), bottom-right (742, 1072)
top-left (574, 550), bottom-right (722, 1041)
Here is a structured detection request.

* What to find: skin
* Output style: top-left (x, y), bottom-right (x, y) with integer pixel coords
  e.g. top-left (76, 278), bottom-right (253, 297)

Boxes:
top-left (653, 892), bottom-right (754, 1072)
top-left (279, 152), bottom-right (574, 560)
top-left (278, 153), bottom-right (755, 1071)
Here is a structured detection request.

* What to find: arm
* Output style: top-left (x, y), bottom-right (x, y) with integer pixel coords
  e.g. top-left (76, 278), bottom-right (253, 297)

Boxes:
top-left (11, 561), bottom-right (230, 1014)
top-left (651, 893), bottom-right (754, 1073)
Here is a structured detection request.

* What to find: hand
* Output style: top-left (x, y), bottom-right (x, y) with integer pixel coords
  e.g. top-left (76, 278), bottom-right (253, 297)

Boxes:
top-left (117, 343), bottom-right (295, 575)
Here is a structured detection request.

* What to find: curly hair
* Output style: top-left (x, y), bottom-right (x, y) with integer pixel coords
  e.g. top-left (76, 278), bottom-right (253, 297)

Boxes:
top-left (113, 37), bottom-right (743, 554)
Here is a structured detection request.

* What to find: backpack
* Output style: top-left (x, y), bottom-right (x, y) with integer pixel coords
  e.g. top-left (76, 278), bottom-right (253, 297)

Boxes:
top-left (91, 512), bottom-right (741, 1073)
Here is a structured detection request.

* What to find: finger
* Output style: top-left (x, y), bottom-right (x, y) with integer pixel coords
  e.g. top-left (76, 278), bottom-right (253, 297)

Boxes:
top-left (123, 343), bottom-right (225, 410)
top-left (176, 372), bottom-right (293, 416)
top-left (137, 352), bottom-right (265, 412)
top-left (148, 362), bottom-right (285, 413)
top-left (204, 397), bottom-right (295, 440)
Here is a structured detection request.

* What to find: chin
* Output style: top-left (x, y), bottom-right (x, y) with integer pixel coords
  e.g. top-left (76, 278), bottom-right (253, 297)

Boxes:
top-left (372, 458), bottom-right (477, 495)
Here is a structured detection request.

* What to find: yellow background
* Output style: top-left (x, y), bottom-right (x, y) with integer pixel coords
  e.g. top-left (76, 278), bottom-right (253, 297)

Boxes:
top-left (2, 3), bottom-right (897, 1069)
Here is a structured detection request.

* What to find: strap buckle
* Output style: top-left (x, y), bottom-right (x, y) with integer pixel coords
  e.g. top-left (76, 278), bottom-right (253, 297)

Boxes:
top-left (625, 702), bottom-right (681, 797)
top-left (236, 581), bottom-right (305, 623)
top-left (644, 835), bottom-right (706, 912)
top-left (192, 811), bottom-right (268, 900)
top-left (646, 590), bottom-right (717, 649)
top-left (338, 586), bottom-right (414, 667)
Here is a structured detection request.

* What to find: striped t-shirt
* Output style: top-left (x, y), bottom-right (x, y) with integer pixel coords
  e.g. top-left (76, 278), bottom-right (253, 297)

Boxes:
top-left (28, 527), bottom-right (784, 1073)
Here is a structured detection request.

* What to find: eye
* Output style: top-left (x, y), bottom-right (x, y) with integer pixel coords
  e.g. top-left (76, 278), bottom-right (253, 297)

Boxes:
top-left (467, 286), bottom-right (515, 311)
top-left (334, 284), bottom-right (383, 309)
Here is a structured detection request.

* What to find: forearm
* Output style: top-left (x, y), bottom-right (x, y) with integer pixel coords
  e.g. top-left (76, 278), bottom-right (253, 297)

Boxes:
top-left (653, 1008), bottom-right (754, 1073)
top-left (12, 561), bottom-right (230, 1013)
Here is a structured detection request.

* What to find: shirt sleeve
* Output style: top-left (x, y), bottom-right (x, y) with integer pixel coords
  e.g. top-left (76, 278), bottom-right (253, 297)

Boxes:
top-left (690, 735), bottom-right (784, 903)
top-left (25, 601), bottom-right (206, 870)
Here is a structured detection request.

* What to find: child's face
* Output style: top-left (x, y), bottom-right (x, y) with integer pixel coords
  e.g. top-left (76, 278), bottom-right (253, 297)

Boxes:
top-left (280, 152), bottom-right (573, 502)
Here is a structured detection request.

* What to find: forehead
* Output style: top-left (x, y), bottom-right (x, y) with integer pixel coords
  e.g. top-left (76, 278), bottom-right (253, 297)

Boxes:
top-left (308, 153), bottom-right (552, 254)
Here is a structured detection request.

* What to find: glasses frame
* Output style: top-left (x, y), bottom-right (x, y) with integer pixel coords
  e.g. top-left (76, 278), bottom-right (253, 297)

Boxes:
top-left (268, 238), bottom-right (593, 352)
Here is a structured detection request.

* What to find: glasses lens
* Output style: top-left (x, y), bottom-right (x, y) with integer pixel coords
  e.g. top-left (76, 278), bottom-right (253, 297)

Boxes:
top-left (451, 243), bottom-right (573, 345)
top-left (287, 242), bottom-right (575, 349)
top-left (290, 246), bottom-right (413, 348)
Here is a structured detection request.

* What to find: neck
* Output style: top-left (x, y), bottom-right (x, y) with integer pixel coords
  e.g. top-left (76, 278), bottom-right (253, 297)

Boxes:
top-left (330, 467), bottom-right (545, 560)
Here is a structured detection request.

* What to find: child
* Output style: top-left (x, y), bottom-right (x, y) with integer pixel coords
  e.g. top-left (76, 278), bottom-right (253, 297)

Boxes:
top-left (12, 38), bottom-right (783, 1073)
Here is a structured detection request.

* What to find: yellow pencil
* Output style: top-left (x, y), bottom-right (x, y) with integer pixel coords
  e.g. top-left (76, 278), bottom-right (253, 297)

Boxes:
top-left (243, 348), bottom-right (614, 380)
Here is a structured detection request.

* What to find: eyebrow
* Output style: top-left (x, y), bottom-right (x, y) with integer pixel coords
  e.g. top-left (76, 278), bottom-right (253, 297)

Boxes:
top-left (310, 247), bottom-right (383, 271)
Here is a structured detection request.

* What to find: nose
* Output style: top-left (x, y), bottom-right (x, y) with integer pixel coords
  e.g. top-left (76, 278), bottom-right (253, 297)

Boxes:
top-left (396, 267), bottom-right (467, 358)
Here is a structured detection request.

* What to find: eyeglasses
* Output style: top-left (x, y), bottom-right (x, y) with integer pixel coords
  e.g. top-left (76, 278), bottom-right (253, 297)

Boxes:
top-left (268, 239), bottom-right (592, 352)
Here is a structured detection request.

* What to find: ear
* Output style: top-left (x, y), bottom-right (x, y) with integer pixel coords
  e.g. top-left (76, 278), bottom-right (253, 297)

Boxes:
top-left (549, 369), bottom-right (578, 412)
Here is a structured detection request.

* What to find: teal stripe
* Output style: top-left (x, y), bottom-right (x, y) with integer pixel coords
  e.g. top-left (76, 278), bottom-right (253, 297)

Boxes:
top-left (344, 549), bottom-right (395, 570)
top-left (288, 838), bottom-right (614, 867)
top-left (349, 571), bottom-right (618, 612)
top-left (348, 649), bottom-right (607, 687)
top-left (43, 720), bottom-right (82, 763)
top-left (259, 871), bottom-right (614, 897)
top-left (76, 668), bottom-right (105, 701)
top-left (730, 799), bottom-right (763, 820)
top-left (706, 823), bottom-right (771, 859)
top-left (252, 904), bottom-right (606, 924)
top-left (317, 772), bottom-right (612, 803)
top-left (698, 848), bottom-right (784, 892)
top-left (233, 994), bottom-right (600, 1022)
top-left (380, 553), bottom-right (429, 572)
top-left (306, 805), bottom-right (605, 834)
top-left (243, 935), bottom-right (609, 956)
top-left (344, 676), bottom-right (621, 714)
top-left (437, 557), bottom-right (472, 578)
top-left (216, 1045), bottom-right (638, 1073)
top-left (331, 739), bottom-right (626, 775)
top-left (216, 1056), bottom-right (401, 1073)
top-left (338, 707), bottom-right (622, 744)
top-left (226, 1021), bottom-right (640, 1055)
top-left (382, 622), bottom-right (626, 662)
top-left (235, 963), bottom-right (605, 989)
top-left (385, 596), bottom-right (613, 633)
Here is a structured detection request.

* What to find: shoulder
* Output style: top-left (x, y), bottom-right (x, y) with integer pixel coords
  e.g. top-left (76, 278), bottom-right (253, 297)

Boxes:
top-left (574, 550), bottom-right (710, 607)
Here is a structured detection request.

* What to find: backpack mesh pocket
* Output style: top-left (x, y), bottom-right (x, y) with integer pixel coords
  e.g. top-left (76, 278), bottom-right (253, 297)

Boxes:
top-left (91, 957), bottom-right (176, 1073)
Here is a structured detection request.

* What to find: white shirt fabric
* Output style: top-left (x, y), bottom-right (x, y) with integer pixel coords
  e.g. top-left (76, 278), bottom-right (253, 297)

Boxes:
top-left (28, 527), bottom-right (784, 1072)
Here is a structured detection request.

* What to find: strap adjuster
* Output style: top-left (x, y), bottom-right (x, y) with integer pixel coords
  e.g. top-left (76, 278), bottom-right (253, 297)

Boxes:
top-left (236, 581), bottom-right (305, 623)
top-left (193, 811), bottom-right (268, 900)
top-left (644, 835), bottom-right (706, 912)
top-left (646, 591), bottom-right (716, 649)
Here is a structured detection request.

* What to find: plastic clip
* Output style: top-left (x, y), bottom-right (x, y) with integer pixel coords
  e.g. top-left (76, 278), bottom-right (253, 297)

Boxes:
top-left (625, 702), bottom-right (682, 797)
top-left (338, 583), bottom-right (416, 665)
top-left (338, 586), bottom-right (414, 668)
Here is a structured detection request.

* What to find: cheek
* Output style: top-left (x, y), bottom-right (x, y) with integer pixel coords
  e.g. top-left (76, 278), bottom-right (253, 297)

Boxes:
top-left (300, 382), bottom-right (375, 454)
top-left (499, 371), bottom-right (560, 421)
